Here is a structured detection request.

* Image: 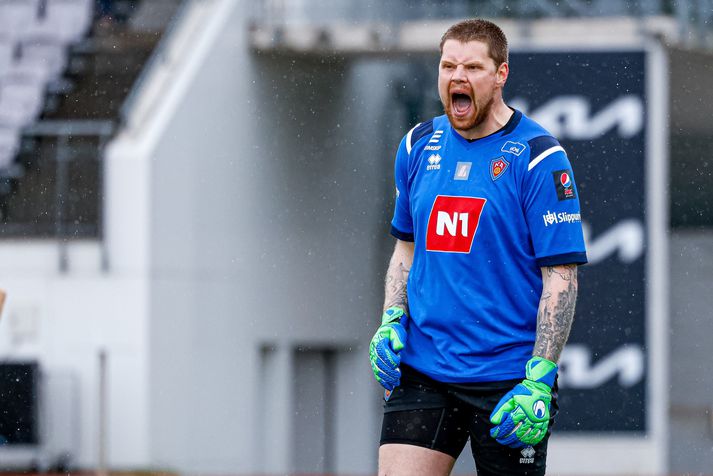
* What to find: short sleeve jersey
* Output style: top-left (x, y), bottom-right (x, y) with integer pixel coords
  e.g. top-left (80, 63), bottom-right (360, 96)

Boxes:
top-left (391, 110), bottom-right (587, 383)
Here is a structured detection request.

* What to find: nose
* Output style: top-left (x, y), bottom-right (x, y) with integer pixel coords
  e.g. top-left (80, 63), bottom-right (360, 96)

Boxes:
top-left (452, 64), bottom-right (467, 81)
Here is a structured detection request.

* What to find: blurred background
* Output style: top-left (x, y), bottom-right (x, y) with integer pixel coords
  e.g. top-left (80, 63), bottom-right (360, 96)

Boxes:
top-left (0, 0), bottom-right (711, 475)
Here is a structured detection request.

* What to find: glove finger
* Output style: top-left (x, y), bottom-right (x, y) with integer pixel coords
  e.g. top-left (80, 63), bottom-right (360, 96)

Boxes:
top-left (489, 390), bottom-right (518, 424)
top-left (375, 360), bottom-right (401, 383)
top-left (490, 411), bottom-right (517, 439)
top-left (521, 423), bottom-right (547, 446)
top-left (504, 412), bottom-right (547, 448)
top-left (373, 347), bottom-right (399, 375)
top-left (375, 339), bottom-right (401, 369)
top-left (494, 422), bottom-right (525, 448)
top-left (372, 359), bottom-right (401, 390)
top-left (520, 427), bottom-right (542, 446)
top-left (374, 370), bottom-right (397, 391)
top-left (375, 374), bottom-right (395, 391)
top-left (373, 357), bottom-right (400, 390)
top-left (369, 350), bottom-right (400, 390)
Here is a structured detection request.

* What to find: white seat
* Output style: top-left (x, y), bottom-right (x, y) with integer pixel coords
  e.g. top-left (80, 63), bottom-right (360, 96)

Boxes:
top-left (0, 95), bottom-right (36, 128)
top-left (18, 37), bottom-right (67, 79)
top-left (0, 151), bottom-right (13, 168)
top-left (0, 38), bottom-right (14, 76)
top-left (0, 0), bottom-right (41, 40)
top-left (0, 76), bottom-right (45, 127)
top-left (0, 126), bottom-right (20, 168)
top-left (5, 59), bottom-right (53, 85)
top-left (25, 0), bottom-right (94, 44)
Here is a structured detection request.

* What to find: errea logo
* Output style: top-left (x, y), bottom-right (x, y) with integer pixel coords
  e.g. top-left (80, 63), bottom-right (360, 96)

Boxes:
top-left (426, 154), bottom-right (442, 171)
top-left (520, 446), bottom-right (535, 464)
top-left (426, 195), bottom-right (487, 253)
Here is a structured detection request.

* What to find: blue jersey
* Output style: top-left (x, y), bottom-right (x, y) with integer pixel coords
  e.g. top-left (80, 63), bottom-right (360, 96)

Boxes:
top-left (390, 110), bottom-right (587, 383)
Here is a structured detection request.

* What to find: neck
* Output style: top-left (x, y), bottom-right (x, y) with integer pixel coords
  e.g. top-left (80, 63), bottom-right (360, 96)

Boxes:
top-left (455, 98), bottom-right (513, 140)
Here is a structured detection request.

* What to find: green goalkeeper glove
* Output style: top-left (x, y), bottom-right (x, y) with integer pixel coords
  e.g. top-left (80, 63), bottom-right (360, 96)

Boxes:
top-left (489, 356), bottom-right (557, 448)
top-left (369, 307), bottom-right (407, 393)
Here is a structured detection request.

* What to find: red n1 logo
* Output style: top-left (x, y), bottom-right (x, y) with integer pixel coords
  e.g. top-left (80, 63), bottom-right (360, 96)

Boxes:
top-left (426, 195), bottom-right (487, 253)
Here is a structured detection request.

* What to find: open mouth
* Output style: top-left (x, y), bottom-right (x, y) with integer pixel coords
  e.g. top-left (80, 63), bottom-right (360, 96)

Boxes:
top-left (451, 92), bottom-right (472, 116)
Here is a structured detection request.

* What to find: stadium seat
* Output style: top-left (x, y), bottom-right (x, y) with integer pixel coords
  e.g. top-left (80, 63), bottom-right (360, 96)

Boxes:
top-left (0, 126), bottom-right (20, 168)
top-left (25, 0), bottom-right (94, 44)
top-left (0, 0), bottom-right (41, 40)
top-left (0, 0), bottom-right (94, 176)
top-left (5, 59), bottom-right (54, 85)
top-left (0, 0), bottom-right (94, 171)
top-left (17, 37), bottom-right (67, 79)
top-left (0, 38), bottom-right (14, 77)
top-left (0, 76), bottom-right (45, 127)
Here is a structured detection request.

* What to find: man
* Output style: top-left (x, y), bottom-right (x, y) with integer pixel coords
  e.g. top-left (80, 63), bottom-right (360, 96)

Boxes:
top-left (369, 19), bottom-right (587, 476)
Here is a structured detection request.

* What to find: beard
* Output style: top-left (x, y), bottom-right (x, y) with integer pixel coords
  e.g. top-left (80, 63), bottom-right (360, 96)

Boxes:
top-left (442, 91), bottom-right (495, 133)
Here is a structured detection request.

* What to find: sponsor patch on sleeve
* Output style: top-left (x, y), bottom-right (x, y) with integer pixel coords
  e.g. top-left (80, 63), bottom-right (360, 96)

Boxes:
top-left (553, 169), bottom-right (576, 201)
top-left (542, 210), bottom-right (581, 227)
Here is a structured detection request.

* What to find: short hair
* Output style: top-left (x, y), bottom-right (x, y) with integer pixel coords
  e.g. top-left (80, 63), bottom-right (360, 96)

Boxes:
top-left (439, 19), bottom-right (509, 67)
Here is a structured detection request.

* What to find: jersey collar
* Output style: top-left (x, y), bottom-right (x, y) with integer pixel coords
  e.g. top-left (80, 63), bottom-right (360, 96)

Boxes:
top-left (448, 109), bottom-right (522, 147)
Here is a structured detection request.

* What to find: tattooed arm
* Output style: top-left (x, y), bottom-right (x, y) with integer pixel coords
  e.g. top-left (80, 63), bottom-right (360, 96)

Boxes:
top-left (383, 239), bottom-right (414, 313)
top-left (533, 264), bottom-right (578, 362)
top-left (369, 240), bottom-right (414, 390)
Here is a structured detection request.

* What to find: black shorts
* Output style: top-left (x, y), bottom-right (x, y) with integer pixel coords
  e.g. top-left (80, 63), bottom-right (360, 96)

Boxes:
top-left (380, 364), bottom-right (559, 476)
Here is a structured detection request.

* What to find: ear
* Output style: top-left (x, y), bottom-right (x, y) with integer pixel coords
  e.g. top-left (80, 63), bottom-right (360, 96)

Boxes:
top-left (496, 62), bottom-right (509, 86)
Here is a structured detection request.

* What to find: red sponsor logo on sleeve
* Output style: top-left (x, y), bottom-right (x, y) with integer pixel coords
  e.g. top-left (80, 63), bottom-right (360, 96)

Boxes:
top-left (426, 195), bottom-right (487, 253)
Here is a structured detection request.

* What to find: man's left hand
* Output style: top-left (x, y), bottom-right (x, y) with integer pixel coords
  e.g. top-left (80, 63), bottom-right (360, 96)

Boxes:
top-left (489, 357), bottom-right (557, 448)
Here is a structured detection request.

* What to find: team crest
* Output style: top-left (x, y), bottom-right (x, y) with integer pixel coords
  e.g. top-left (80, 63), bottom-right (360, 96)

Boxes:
top-left (490, 156), bottom-right (510, 181)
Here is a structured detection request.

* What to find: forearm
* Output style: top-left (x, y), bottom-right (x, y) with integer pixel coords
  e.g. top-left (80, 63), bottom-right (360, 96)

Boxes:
top-left (533, 264), bottom-right (578, 363)
top-left (383, 240), bottom-right (414, 313)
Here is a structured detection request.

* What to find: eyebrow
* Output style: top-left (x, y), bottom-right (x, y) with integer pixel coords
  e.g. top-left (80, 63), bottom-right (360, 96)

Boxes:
top-left (440, 59), bottom-right (486, 67)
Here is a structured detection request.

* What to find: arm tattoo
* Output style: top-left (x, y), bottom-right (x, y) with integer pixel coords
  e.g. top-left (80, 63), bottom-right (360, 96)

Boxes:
top-left (533, 264), bottom-right (578, 362)
top-left (383, 256), bottom-right (410, 312)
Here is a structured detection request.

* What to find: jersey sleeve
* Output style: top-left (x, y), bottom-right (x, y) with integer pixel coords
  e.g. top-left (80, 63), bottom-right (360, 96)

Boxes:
top-left (390, 135), bottom-right (414, 241)
top-left (521, 136), bottom-right (587, 267)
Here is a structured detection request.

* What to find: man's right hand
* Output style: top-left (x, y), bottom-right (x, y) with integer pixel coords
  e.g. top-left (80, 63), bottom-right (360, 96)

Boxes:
top-left (369, 307), bottom-right (407, 391)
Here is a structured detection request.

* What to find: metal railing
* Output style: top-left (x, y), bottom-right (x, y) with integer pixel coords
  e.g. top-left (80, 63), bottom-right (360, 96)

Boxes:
top-left (0, 120), bottom-right (114, 272)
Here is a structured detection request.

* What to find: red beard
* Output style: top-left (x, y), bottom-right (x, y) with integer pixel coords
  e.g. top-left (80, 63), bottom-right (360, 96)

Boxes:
top-left (443, 92), bottom-right (494, 133)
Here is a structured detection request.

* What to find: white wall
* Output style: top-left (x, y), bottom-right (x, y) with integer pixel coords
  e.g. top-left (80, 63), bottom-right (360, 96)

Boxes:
top-left (107, 0), bottom-right (399, 472)
top-left (0, 241), bottom-right (150, 468)
top-left (142, 7), bottom-right (395, 473)
top-left (668, 230), bottom-right (713, 472)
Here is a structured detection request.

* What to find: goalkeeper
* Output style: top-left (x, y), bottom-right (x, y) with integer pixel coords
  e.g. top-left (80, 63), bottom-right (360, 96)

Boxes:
top-left (369, 18), bottom-right (587, 476)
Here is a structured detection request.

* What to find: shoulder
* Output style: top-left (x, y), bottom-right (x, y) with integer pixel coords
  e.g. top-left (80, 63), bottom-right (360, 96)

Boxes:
top-left (508, 112), bottom-right (566, 170)
top-left (402, 115), bottom-right (448, 155)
